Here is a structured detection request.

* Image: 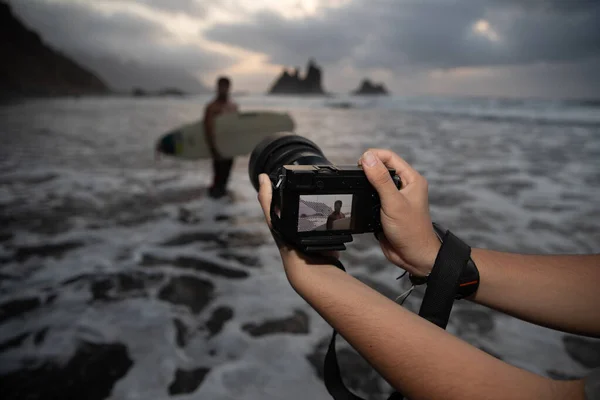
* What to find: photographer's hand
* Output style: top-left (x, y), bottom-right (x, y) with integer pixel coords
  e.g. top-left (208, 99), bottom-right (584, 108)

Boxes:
top-left (257, 173), bottom-right (338, 280)
top-left (256, 172), bottom-right (584, 400)
top-left (360, 151), bottom-right (600, 337)
top-left (257, 177), bottom-right (580, 400)
top-left (359, 150), bottom-right (440, 277)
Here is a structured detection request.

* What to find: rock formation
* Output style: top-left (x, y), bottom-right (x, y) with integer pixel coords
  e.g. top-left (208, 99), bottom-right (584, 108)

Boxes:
top-left (131, 87), bottom-right (186, 97)
top-left (0, 1), bottom-right (108, 97)
top-left (352, 79), bottom-right (389, 95)
top-left (269, 59), bottom-right (325, 95)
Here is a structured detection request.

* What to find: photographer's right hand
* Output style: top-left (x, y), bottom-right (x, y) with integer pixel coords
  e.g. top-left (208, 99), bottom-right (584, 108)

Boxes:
top-left (359, 150), bottom-right (440, 277)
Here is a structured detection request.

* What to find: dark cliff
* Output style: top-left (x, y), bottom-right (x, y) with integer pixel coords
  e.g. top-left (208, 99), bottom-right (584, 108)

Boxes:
top-left (269, 59), bottom-right (325, 95)
top-left (0, 1), bottom-right (108, 97)
top-left (352, 79), bottom-right (389, 95)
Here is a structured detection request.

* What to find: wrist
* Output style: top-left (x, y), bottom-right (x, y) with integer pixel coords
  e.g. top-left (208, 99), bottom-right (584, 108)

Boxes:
top-left (281, 254), bottom-right (303, 283)
top-left (408, 226), bottom-right (480, 300)
top-left (413, 237), bottom-right (441, 276)
top-left (280, 250), bottom-right (315, 285)
top-left (281, 251), bottom-right (342, 289)
top-left (429, 226), bottom-right (480, 299)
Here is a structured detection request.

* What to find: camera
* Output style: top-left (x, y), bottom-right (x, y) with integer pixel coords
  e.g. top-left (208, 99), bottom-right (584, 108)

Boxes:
top-left (249, 133), bottom-right (400, 252)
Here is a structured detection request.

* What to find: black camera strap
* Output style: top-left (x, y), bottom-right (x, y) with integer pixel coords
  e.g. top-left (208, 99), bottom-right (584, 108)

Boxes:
top-left (323, 229), bottom-right (472, 400)
top-left (320, 257), bottom-right (364, 400)
top-left (418, 230), bottom-right (471, 328)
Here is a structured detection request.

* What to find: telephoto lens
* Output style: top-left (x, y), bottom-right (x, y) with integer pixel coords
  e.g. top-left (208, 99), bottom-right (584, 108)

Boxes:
top-left (248, 133), bottom-right (332, 191)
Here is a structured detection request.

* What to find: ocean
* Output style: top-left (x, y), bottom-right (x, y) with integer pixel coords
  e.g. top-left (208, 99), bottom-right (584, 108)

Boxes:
top-left (0, 94), bottom-right (599, 399)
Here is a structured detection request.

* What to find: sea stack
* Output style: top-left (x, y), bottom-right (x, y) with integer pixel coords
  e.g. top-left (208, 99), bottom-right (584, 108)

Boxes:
top-left (352, 79), bottom-right (389, 95)
top-left (268, 59), bottom-right (325, 95)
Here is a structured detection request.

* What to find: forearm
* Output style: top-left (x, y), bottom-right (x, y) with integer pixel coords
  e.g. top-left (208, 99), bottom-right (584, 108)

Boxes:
top-left (285, 261), bottom-right (583, 400)
top-left (471, 250), bottom-right (600, 336)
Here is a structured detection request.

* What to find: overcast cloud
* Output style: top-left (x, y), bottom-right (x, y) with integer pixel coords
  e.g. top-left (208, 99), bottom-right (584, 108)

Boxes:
top-left (11, 0), bottom-right (231, 71)
top-left (206, 0), bottom-right (600, 70)
top-left (9, 0), bottom-right (600, 97)
top-left (130, 0), bottom-right (207, 17)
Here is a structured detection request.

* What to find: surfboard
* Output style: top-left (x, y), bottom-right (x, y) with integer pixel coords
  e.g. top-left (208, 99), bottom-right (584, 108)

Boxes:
top-left (156, 111), bottom-right (295, 160)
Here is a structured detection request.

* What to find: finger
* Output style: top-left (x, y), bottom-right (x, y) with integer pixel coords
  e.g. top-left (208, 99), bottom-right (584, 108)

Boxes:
top-left (360, 151), bottom-right (401, 208)
top-left (361, 149), bottom-right (419, 187)
top-left (257, 173), bottom-right (272, 226)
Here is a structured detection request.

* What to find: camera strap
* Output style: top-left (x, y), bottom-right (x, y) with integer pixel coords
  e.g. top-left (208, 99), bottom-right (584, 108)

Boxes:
top-left (323, 229), bottom-right (472, 400)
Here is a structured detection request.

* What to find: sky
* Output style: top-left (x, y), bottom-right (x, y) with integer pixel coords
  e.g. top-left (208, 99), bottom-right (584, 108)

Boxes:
top-left (9, 0), bottom-right (600, 98)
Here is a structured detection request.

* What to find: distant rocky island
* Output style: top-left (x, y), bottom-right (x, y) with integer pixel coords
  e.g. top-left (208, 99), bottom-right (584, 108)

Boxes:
top-left (131, 87), bottom-right (186, 97)
top-left (352, 79), bottom-right (389, 95)
top-left (269, 59), bottom-right (325, 95)
top-left (0, 1), bottom-right (108, 97)
top-left (267, 60), bottom-right (389, 97)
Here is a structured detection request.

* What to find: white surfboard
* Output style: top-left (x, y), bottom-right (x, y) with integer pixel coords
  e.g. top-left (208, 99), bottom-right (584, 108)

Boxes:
top-left (158, 111), bottom-right (295, 160)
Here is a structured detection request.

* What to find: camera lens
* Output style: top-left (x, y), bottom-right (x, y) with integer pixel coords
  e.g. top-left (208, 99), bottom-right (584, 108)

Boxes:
top-left (248, 133), bottom-right (331, 191)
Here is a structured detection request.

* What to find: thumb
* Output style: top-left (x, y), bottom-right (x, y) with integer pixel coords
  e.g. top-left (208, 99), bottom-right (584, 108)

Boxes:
top-left (361, 151), bottom-right (400, 207)
top-left (257, 173), bottom-right (273, 227)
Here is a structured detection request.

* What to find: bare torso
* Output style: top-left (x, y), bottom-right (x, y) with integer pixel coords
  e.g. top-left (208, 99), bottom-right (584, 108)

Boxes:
top-left (203, 99), bottom-right (238, 158)
top-left (326, 211), bottom-right (346, 229)
top-left (207, 99), bottom-right (238, 117)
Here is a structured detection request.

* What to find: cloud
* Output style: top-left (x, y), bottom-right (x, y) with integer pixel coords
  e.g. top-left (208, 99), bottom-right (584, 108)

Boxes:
top-left (498, 0), bottom-right (598, 14)
top-left (205, 9), bottom-right (364, 67)
top-left (10, 0), bottom-right (233, 71)
top-left (408, 57), bottom-right (600, 99)
top-left (481, 1), bottom-right (600, 66)
top-left (127, 0), bottom-right (207, 17)
top-left (75, 53), bottom-right (211, 92)
top-left (8, 0), bottom-right (600, 97)
top-left (205, 0), bottom-right (600, 71)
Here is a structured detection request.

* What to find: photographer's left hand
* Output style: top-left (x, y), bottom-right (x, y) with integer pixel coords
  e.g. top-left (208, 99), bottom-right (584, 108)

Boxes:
top-left (257, 173), bottom-right (338, 281)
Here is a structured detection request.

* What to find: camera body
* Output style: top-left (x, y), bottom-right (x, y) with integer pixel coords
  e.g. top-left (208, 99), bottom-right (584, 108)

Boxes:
top-left (269, 165), bottom-right (401, 252)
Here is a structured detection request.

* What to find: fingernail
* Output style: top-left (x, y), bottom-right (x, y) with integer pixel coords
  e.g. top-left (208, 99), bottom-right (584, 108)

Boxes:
top-left (259, 174), bottom-right (267, 185)
top-left (362, 151), bottom-right (377, 167)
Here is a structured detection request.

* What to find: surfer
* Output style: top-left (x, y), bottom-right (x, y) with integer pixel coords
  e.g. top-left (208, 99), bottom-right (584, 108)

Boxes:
top-left (204, 76), bottom-right (238, 198)
top-left (326, 200), bottom-right (345, 230)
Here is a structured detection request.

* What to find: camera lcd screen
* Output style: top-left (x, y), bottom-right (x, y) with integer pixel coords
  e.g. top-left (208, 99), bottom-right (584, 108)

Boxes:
top-left (298, 194), bottom-right (353, 232)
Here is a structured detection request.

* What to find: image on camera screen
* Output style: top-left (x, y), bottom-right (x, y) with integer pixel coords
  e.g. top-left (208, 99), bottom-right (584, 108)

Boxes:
top-left (298, 194), bottom-right (353, 232)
